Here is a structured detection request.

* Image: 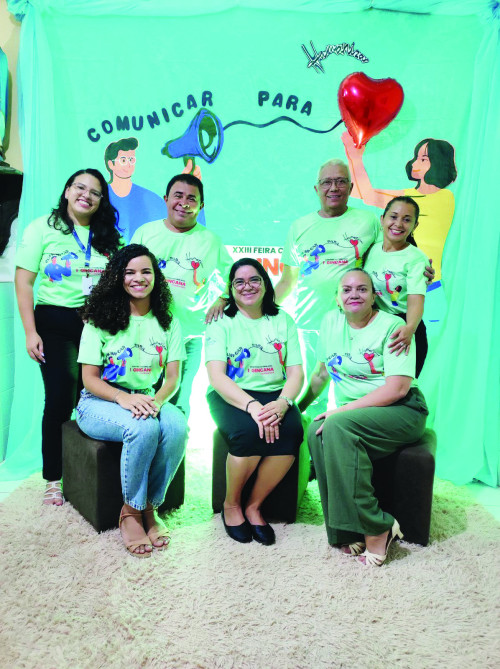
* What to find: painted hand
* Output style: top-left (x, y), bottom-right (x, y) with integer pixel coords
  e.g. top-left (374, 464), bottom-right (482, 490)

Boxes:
top-left (182, 158), bottom-right (202, 181)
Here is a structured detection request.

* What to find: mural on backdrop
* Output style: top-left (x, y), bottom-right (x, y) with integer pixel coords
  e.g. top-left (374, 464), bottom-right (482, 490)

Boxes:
top-left (86, 47), bottom-right (457, 327)
top-left (96, 100), bottom-right (342, 243)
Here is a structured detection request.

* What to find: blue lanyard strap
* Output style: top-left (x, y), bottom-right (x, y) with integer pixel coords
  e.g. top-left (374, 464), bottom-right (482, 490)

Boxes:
top-left (71, 227), bottom-right (93, 268)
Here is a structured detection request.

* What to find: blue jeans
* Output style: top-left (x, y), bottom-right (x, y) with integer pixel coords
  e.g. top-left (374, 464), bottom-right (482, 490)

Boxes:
top-left (170, 336), bottom-right (203, 419)
top-left (76, 391), bottom-right (187, 510)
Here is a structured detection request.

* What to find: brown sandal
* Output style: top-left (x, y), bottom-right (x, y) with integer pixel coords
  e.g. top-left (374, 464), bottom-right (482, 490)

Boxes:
top-left (119, 508), bottom-right (152, 558)
top-left (143, 508), bottom-right (171, 550)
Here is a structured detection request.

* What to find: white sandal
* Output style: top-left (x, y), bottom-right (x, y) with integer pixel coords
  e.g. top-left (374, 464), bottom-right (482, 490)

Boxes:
top-left (341, 541), bottom-right (366, 557)
top-left (357, 520), bottom-right (403, 567)
top-left (43, 480), bottom-right (64, 506)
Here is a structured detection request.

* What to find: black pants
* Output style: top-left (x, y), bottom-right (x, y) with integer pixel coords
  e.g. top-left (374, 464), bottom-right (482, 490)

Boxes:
top-left (400, 314), bottom-right (428, 378)
top-left (34, 305), bottom-right (84, 480)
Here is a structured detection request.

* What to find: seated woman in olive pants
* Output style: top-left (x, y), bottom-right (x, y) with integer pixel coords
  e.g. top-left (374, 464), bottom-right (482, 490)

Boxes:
top-left (300, 268), bottom-right (428, 567)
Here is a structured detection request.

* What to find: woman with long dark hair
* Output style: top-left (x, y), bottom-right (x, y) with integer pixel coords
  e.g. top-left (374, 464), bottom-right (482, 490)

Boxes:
top-left (76, 244), bottom-right (187, 558)
top-left (205, 258), bottom-right (304, 546)
top-left (363, 196), bottom-right (429, 376)
top-left (15, 169), bottom-right (121, 505)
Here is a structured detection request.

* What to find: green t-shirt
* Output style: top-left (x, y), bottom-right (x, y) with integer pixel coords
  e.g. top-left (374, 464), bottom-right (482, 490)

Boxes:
top-left (317, 308), bottom-right (417, 407)
top-left (205, 309), bottom-right (302, 392)
top-left (131, 220), bottom-right (233, 338)
top-left (281, 207), bottom-right (379, 330)
top-left (78, 311), bottom-right (185, 392)
top-left (363, 242), bottom-right (428, 314)
top-left (16, 215), bottom-right (111, 308)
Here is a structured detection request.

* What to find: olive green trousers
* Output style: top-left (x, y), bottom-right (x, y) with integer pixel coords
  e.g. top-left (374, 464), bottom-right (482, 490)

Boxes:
top-left (307, 388), bottom-right (428, 545)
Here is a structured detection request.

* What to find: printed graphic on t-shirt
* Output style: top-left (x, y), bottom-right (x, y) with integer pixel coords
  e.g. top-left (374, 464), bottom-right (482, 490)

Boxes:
top-left (300, 243), bottom-right (326, 276)
top-left (158, 253), bottom-right (207, 298)
top-left (325, 348), bottom-right (384, 386)
top-left (298, 234), bottom-right (365, 278)
top-left (101, 340), bottom-right (166, 381)
top-left (372, 269), bottom-right (403, 307)
top-left (327, 235), bottom-right (364, 268)
top-left (43, 251), bottom-right (78, 282)
top-left (226, 348), bottom-right (251, 380)
top-left (225, 336), bottom-right (286, 380)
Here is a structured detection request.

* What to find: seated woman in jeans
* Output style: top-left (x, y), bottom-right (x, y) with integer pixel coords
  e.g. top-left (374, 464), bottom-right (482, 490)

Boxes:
top-left (76, 244), bottom-right (187, 558)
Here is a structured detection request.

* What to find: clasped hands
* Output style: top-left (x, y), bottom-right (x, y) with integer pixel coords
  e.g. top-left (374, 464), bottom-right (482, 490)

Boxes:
top-left (248, 397), bottom-right (289, 444)
top-left (115, 391), bottom-right (162, 420)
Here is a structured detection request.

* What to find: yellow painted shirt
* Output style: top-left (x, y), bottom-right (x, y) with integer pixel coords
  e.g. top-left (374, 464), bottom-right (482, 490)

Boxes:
top-left (404, 188), bottom-right (455, 281)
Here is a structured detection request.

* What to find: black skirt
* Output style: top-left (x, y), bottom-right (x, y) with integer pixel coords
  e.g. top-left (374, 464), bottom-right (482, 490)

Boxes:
top-left (207, 388), bottom-right (303, 457)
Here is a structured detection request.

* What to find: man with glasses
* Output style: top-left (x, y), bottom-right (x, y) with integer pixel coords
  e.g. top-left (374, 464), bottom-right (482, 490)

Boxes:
top-left (275, 159), bottom-right (433, 420)
top-left (275, 160), bottom-right (382, 419)
top-left (105, 136), bottom-right (167, 241)
top-left (131, 173), bottom-right (232, 418)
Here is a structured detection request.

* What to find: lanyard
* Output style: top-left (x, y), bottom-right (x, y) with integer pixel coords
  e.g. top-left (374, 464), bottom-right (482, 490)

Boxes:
top-left (71, 227), bottom-right (93, 268)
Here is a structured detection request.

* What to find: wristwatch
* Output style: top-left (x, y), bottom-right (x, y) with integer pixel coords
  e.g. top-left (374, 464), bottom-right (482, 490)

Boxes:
top-left (278, 395), bottom-right (294, 408)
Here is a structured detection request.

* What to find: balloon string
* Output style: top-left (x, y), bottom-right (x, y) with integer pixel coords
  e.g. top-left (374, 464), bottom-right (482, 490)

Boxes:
top-left (223, 117), bottom-right (343, 133)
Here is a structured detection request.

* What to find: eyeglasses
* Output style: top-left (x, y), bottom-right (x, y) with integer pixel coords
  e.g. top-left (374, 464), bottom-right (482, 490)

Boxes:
top-left (112, 156), bottom-right (136, 166)
top-left (232, 276), bottom-right (263, 290)
top-left (71, 183), bottom-right (103, 200)
top-left (318, 178), bottom-right (350, 189)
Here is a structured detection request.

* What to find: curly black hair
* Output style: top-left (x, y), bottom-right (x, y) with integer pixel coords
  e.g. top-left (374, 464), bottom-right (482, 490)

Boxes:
top-left (80, 244), bottom-right (173, 335)
top-left (224, 257), bottom-right (279, 318)
top-left (47, 168), bottom-right (121, 256)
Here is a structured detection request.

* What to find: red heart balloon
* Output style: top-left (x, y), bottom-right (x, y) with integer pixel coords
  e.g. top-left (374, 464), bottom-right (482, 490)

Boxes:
top-left (338, 73), bottom-right (404, 147)
top-left (191, 261), bottom-right (200, 270)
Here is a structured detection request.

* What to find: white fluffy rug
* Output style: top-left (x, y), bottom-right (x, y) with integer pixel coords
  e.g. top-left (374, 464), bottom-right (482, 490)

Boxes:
top-left (1, 449), bottom-right (500, 669)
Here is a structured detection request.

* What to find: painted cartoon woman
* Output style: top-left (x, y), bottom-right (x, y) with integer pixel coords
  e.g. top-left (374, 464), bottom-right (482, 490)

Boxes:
top-left (342, 133), bottom-right (457, 284)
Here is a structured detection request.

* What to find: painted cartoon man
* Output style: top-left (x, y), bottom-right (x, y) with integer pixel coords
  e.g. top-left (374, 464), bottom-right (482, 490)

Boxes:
top-left (274, 158), bottom-right (433, 418)
top-left (131, 174), bottom-right (232, 418)
top-left (105, 137), bottom-right (167, 241)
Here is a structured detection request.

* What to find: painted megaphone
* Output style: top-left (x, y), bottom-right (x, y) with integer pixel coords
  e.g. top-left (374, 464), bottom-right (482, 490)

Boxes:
top-left (161, 108), bottom-right (224, 167)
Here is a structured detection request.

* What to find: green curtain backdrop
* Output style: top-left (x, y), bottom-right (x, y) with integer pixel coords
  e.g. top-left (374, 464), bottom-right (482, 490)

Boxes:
top-left (2, 0), bottom-right (499, 486)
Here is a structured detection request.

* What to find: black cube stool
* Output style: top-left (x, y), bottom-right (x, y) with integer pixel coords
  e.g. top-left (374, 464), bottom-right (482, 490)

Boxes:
top-left (62, 420), bottom-right (185, 532)
top-left (372, 428), bottom-right (437, 546)
top-left (212, 428), bottom-right (311, 523)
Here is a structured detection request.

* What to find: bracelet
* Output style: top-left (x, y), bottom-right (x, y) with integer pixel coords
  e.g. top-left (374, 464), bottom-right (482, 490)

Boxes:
top-left (246, 399), bottom-right (259, 413)
top-left (278, 395), bottom-right (294, 408)
top-left (112, 389), bottom-right (122, 403)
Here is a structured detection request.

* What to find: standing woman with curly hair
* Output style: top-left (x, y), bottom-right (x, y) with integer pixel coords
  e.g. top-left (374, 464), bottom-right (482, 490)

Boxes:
top-left (15, 169), bottom-right (122, 505)
top-left (76, 244), bottom-right (187, 557)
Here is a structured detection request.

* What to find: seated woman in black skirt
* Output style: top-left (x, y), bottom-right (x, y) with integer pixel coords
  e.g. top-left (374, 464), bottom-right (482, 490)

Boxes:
top-left (205, 258), bottom-right (304, 545)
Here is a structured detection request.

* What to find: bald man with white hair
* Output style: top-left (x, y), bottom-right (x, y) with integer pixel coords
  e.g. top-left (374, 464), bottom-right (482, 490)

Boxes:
top-left (275, 159), bottom-right (433, 419)
top-left (275, 159), bottom-right (380, 418)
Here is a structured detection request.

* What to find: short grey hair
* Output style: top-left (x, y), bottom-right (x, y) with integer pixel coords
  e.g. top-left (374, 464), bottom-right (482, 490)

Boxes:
top-left (317, 159), bottom-right (351, 183)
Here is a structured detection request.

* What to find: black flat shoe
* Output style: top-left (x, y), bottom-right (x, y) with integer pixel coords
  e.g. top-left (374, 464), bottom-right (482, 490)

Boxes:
top-left (248, 521), bottom-right (275, 546)
top-left (221, 509), bottom-right (252, 543)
